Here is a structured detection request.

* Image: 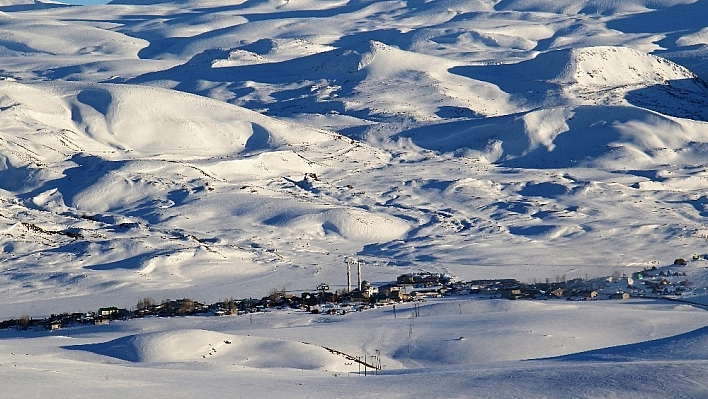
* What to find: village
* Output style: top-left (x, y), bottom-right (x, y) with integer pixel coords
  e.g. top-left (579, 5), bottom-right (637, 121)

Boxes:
top-left (0, 257), bottom-right (697, 332)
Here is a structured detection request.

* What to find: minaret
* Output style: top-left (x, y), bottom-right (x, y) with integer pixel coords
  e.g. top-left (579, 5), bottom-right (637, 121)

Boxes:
top-left (357, 260), bottom-right (362, 291)
top-left (346, 259), bottom-right (352, 292)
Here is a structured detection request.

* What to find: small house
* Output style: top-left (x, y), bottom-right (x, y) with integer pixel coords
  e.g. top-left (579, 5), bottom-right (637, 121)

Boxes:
top-left (501, 288), bottom-right (522, 300)
top-left (47, 320), bottom-right (62, 331)
top-left (379, 284), bottom-right (405, 301)
top-left (611, 292), bottom-right (630, 300)
top-left (98, 307), bottom-right (119, 317)
top-left (568, 290), bottom-right (598, 301)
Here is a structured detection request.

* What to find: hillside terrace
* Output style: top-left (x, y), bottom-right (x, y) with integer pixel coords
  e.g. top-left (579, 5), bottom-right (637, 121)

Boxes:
top-left (0, 259), bottom-right (696, 331)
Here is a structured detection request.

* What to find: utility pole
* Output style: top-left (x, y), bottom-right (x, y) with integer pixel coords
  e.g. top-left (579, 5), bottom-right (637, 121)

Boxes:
top-left (407, 314), bottom-right (414, 354)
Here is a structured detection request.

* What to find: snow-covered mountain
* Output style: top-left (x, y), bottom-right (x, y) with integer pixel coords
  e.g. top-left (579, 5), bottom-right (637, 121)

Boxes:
top-left (1, 0), bottom-right (708, 308)
top-left (2, 0), bottom-right (708, 397)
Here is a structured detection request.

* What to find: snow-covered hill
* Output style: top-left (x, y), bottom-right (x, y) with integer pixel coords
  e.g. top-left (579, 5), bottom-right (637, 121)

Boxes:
top-left (1, 0), bottom-right (708, 315)
top-left (2, 0), bottom-right (708, 397)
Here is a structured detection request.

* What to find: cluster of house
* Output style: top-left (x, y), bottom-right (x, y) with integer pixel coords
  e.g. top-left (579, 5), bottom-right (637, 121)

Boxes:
top-left (0, 307), bottom-right (131, 331)
top-left (0, 259), bottom-right (694, 331)
top-left (312, 259), bottom-right (693, 307)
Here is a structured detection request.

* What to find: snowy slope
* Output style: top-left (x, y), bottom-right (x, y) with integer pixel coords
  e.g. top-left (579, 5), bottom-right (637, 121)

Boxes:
top-left (1, 0), bottom-right (708, 397)
top-left (0, 0), bottom-right (708, 309)
top-left (4, 298), bottom-right (708, 398)
top-left (0, 0), bottom-right (707, 302)
top-left (0, 79), bottom-right (409, 307)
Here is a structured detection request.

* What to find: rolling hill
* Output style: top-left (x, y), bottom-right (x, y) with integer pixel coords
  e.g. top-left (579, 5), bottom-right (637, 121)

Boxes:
top-left (0, 0), bottom-right (707, 312)
top-left (2, 0), bottom-right (708, 397)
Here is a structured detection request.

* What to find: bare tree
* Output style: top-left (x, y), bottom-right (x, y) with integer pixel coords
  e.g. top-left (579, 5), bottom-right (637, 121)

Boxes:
top-left (136, 296), bottom-right (155, 310)
top-left (228, 297), bottom-right (236, 315)
top-left (162, 299), bottom-right (175, 315)
top-left (611, 270), bottom-right (622, 283)
top-left (19, 314), bottom-right (30, 329)
top-left (268, 287), bottom-right (281, 301)
top-left (268, 287), bottom-right (287, 302)
top-left (179, 298), bottom-right (195, 315)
